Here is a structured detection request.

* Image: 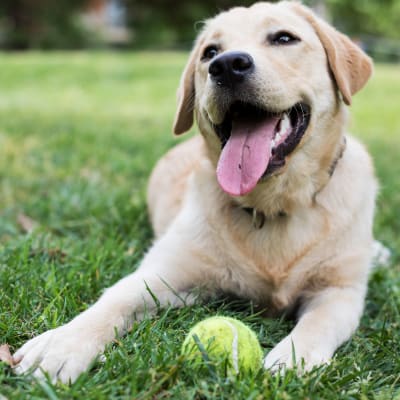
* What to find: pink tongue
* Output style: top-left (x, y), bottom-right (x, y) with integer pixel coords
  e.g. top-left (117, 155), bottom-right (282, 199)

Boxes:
top-left (216, 116), bottom-right (280, 196)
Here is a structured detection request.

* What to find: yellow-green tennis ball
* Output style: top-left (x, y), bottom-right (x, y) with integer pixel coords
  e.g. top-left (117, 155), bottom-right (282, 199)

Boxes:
top-left (181, 316), bottom-right (263, 375)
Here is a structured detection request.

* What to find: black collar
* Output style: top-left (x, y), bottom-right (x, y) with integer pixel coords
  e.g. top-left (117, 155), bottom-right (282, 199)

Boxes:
top-left (328, 136), bottom-right (347, 177)
top-left (242, 207), bottom-right (287, 229)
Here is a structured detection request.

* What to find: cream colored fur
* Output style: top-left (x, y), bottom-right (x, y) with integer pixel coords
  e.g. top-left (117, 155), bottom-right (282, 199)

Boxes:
top-left (15, 1), bottom-right (378, 382)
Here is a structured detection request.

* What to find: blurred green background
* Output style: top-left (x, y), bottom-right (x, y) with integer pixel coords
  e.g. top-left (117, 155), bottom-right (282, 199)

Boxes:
top-left (0, 0), bottom-right (399, 61)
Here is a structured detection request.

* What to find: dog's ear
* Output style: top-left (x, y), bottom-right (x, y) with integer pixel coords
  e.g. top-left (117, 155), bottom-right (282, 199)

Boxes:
top-left (292, 3), bottom-right (373, 105)
top-left (173, 35), bottom-right (205, 135)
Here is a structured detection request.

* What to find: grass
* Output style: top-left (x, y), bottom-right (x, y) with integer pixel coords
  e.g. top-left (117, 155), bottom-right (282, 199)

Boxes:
top-left (0, 52), bottom-right (399, 399)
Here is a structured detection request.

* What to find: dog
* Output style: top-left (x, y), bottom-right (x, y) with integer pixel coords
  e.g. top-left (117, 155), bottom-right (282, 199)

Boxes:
top-left (15, 1), bottom-right (376, 383)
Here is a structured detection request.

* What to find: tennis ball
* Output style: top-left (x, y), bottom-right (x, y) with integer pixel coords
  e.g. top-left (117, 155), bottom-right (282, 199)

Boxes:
top-left (181, 316), bottom-right (263, 375)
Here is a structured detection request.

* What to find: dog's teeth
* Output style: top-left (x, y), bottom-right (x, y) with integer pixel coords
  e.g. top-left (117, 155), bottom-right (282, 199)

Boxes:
top-left (271, 139), bottom-right (276, 148)
top-left (275, 112), bottom-right (290, 143)
top-left (280, 112), bottom-right (290, 134)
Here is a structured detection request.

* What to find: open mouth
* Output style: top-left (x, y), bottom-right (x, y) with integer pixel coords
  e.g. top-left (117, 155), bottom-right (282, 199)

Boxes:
top-left (214, 101), bottom-right (311, 196)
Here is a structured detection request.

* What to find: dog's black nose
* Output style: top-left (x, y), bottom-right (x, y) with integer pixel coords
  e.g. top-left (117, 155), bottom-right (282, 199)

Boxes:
top-left (209, 51), bottom-right (254, 88)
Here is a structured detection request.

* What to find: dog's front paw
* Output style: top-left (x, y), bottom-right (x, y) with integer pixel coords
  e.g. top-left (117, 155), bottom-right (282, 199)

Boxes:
top-left (14, 323), bottom-right (103, 383)
top-left (263, 335), bottom-right (332, 373)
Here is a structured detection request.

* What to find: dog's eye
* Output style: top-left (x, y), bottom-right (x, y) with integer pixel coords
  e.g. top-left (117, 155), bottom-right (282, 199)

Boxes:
top-left (269, 31), bottom-right (300, 46)
top-left (202, 45), bottom-right (219, 61)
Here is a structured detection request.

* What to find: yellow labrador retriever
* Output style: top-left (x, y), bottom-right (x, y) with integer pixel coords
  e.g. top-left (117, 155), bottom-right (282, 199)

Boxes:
top-left (16, 1), bottom-right (376, 382)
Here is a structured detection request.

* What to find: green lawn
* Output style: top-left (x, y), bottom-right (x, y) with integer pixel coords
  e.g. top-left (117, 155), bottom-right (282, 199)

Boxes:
top-left (0, 52), bottom-right (399, 399)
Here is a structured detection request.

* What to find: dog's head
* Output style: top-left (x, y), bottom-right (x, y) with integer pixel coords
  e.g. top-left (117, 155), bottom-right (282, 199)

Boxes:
top-left (173, 1), bottom-right (372, 197)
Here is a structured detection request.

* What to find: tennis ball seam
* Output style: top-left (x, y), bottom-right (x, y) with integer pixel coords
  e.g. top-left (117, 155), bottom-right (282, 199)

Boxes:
top-left (221, 319), bottom-right (239, 373)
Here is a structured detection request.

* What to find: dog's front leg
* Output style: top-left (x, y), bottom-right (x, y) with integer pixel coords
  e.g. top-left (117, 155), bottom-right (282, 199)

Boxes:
top-left (263, 285), bottom-right (366, 372)
top-left (15, 228), bottom-right (208, 383)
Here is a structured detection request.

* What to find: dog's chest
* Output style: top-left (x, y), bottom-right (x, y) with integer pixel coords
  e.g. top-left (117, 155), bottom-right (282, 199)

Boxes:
top-left (209, 205), bottom-right (329, 307)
